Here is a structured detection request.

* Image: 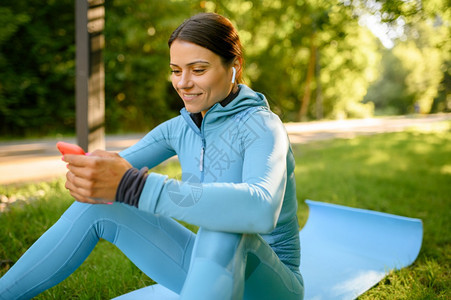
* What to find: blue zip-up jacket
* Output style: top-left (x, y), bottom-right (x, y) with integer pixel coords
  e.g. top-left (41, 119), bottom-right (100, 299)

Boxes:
top-left (119, 84), bottom-right (300, 272)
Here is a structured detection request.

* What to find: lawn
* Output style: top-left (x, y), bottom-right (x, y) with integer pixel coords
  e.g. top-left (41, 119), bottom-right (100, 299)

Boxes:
top-left (0, 122), bottom-right (450, 299)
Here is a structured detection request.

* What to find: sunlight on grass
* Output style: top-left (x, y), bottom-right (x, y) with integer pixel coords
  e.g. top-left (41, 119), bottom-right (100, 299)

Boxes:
top-left (440, 165), bottom-right (451, 175)
top-left (364, 149), bottom-right (391, 165)
top-left (406, 120), bottom-right (450, 134)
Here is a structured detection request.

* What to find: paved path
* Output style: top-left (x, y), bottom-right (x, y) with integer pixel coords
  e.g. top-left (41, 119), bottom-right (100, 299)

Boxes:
top-left (0, 114), bottom-right (449, 185)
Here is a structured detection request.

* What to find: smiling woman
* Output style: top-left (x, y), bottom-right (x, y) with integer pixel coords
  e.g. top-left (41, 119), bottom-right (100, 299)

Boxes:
top-left (169, 40), bottom-right (238, 116)
top-left (168, 12), bottom-right (243, 117)
top-left (0, 13), bottom-right (304, 300)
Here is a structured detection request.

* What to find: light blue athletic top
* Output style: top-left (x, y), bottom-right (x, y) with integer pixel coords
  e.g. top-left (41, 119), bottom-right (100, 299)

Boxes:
top-left (119, 84), bottom-right (300, 272)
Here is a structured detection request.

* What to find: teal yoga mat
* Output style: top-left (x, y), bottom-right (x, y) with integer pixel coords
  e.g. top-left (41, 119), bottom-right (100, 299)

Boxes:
top-left (113, 200), bottom-right (423, 299)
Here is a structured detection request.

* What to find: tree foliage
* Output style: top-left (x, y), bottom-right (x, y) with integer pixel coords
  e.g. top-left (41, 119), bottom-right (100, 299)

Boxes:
top-left (0, 0), bottom-right (448, 137)
top-left (362, 0), bottom-right (450, 114)
top-left (0, 0), bottom-right (75, 136)
top-left (103, 0), bottom-right (192, 132)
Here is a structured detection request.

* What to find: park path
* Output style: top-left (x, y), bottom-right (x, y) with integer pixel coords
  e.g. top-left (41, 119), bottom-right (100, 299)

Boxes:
top-left (0, 114), bottom-right (449, 185)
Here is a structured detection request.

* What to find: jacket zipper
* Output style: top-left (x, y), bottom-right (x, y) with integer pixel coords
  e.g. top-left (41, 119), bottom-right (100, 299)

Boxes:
top-left (181, 108), bottom-right (211, 183)
top-left (199, 110), bottom-right (211, 183)
top-left (199, 119), bottom-right (207, 181)
top-left (199, 138), bottom-right (206, 182)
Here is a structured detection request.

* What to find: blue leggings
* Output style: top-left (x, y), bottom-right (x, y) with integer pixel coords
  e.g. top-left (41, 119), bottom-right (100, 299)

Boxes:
top-left (0, 202), bottom-right (304, 299)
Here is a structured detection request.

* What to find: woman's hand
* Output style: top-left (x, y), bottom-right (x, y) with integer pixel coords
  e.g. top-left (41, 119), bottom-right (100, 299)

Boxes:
top-left (63, 150), bottom-right (132, 204)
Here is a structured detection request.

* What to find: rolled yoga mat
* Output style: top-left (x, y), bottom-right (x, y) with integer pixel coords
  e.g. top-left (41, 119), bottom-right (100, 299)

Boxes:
top-left (112, 200), bottom-right (423, 300)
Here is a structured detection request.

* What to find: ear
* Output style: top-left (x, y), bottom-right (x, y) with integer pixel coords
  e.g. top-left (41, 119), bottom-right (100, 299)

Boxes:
top-left (232, 58), bottom-right (242, 75)
top-left (232, 58), bottom-right (243, 82)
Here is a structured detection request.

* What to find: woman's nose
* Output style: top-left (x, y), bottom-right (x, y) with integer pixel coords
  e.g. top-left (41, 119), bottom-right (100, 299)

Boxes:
top-left (177, 72), bottom-right (193, 89)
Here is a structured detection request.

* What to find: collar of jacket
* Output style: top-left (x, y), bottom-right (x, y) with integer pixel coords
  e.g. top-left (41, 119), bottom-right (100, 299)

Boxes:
top-left (180, 84), bottom-right (270, 134)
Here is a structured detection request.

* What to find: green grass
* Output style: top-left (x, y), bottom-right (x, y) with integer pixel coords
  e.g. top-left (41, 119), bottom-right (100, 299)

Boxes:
top-left (0, 123), bottom-right (450, 299)
top-left (293, 123), bottom-right (451, 299)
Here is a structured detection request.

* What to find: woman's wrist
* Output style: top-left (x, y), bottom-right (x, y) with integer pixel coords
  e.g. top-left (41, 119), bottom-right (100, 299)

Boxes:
top-left (115, 167), bottom-right (149, 207)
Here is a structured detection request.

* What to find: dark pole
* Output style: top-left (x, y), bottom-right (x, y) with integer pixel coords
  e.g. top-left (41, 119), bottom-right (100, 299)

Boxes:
top-left (76, 0), bottom-right (105, 152)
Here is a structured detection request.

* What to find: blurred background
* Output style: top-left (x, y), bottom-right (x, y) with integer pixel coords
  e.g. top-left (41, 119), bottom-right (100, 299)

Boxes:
top-left (0, 0), bottom-right (449, 138)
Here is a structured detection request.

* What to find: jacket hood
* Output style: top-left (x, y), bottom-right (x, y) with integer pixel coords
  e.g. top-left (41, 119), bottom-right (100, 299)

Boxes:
top-left (180, 84), bottom-right (270, 132)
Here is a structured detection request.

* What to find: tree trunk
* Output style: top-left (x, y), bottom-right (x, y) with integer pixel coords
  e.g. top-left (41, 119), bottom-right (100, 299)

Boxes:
top-left (315, 47), bottom-right (323, 120)
top-left (298, 32), bottom-right (317, 122)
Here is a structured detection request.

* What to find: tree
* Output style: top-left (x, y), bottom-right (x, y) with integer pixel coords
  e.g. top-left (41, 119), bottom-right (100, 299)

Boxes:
top-left (361, 0), bottom-right (450, 114)
top-left (103, 0), bottom-right (193, 132)
top-left (0, 1), bottom-right (76, 136)
top-left (5, 0), bottom-right (444, 138)
top-left (364, 49), bottom-right (413, 115)
top-left (207, 0), bottom-right (379, 121)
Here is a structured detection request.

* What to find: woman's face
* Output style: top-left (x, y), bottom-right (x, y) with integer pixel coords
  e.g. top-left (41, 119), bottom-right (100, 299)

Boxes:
top-left (170, 40), bottom-right (235, 116)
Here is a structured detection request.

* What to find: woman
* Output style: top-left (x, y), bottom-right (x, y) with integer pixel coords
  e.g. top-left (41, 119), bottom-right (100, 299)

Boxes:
top-left (0, 13), bottom-right (304, 299)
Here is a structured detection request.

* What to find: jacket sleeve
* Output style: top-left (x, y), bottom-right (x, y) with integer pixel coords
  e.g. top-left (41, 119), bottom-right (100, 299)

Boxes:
top-left (119, 119), bottom-right (177, 169)
top-left (138, 110), bottom-right (288, 234)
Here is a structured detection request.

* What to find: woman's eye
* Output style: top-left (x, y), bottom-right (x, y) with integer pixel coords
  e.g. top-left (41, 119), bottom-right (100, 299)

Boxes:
top-left (193, 69), bottom-right (205, 74)
top-left (171, 70), bottom-right (181, 75)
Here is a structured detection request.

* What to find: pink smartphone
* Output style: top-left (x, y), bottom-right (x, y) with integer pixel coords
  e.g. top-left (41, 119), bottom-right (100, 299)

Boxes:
top-left (56, 142), bottom-right (86, 155)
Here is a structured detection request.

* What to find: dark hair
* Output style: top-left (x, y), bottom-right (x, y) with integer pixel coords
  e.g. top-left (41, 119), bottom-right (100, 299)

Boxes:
top-left (168, 13), bottom-right (243, 83)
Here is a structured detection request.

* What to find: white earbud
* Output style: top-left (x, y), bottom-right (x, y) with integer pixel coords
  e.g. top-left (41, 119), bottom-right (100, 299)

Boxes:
top-left (231, 67), bottom-right (236, 84)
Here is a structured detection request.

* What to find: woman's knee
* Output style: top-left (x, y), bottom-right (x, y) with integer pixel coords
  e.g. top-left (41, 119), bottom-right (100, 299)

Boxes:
top-left (59, 202), bottom-right (127, 242)
top-left (193, 228), bottom-right (244, 268)
top-left (61, 202), bottom-right (133, 223)
top-left (60, 201), bottom-right (103, 222)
